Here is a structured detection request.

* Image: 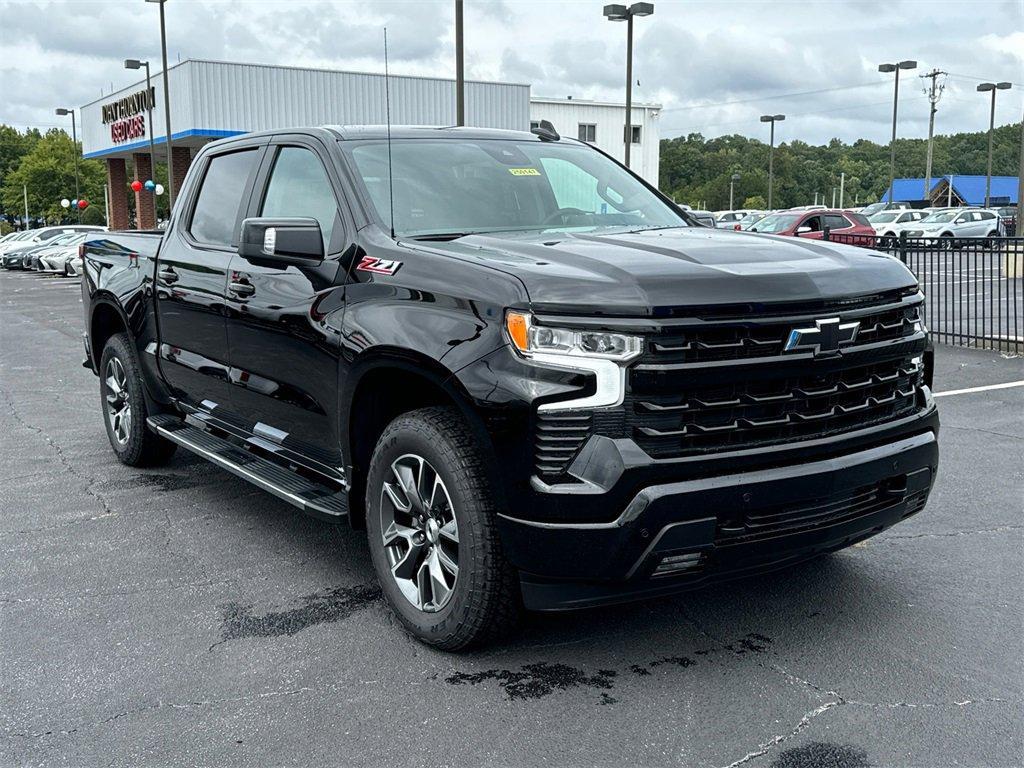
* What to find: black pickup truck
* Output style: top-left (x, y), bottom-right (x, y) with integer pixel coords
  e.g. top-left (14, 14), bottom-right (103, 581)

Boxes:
top-left (81, 125), bottom-right (938, 649)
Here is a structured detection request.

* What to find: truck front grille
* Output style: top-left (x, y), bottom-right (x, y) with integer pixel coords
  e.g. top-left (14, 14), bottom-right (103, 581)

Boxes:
top-left (617, 295), bottom-right (928, 460)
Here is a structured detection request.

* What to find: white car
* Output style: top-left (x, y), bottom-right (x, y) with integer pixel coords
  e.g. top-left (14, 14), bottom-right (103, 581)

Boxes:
top-left (904, 208), bottom-right (1006, 244)
top-left (713, 209), bottom-right (760, 226)
top-left (867, 210), bottom-right (929, 245)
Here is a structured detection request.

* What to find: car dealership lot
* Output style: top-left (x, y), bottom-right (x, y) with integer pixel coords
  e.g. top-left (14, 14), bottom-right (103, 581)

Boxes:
top-left (1, 271), bottom-right (1021, 768)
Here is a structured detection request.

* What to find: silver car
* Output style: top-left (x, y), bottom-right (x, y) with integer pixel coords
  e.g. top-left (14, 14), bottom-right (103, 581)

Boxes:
top-left (904, 208), bottom-right (1005, 245)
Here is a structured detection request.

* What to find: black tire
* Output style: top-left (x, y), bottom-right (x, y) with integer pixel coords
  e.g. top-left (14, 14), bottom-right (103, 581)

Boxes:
top-left (99, 333), bottom-right (177, 467)
top-left (366, 406), bottom-right (520, 650)
top-left (940, 233), bottom-right (954, 250)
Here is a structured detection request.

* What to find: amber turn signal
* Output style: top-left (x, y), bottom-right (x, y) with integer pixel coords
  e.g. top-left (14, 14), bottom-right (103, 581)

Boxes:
top-left (505, 310), bottom-right (531, 352)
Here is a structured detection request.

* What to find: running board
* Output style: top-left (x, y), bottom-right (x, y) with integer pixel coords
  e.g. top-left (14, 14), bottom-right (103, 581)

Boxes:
top-left (147, 414), bottom-right (348, 521)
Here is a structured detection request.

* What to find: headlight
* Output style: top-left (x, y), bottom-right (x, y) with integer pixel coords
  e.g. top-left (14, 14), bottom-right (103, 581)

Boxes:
top-left (505, 310), bottom-right (641, 361)
top-left (505, 310), bottom-right (642, 411)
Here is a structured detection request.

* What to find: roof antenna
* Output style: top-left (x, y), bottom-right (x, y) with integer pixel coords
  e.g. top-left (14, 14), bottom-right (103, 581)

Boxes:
top-left (384, 27), bottom-right (396, 240)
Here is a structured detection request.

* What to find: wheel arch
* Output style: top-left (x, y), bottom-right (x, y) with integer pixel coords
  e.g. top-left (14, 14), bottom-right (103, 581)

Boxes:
top-left (89, 296), bottom-right (131, 367)
top-left (342, 348), bottom-right (503, 528)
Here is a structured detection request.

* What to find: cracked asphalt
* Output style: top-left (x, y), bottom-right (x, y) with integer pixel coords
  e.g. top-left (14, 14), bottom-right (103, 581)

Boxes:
top-left (2, 270), bottom-right (1022, 768)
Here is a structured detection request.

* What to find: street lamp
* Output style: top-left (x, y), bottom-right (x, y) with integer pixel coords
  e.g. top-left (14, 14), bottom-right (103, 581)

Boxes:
top-left (54, 108), bottom-right (80, 221)
top-left (977, 82), bottom-right (1012, 208)
top-left (145, 0), bottom-right (175, 210)
top-left (603, 2), bottom-right (653, 168)
top-left (878, 60), bottom-right (917, 205)
top-left (125, 59), bottom-right (157, 195)
top-left (729, 172), bottom-right (740, 211)
top-left (760, 114), bottom-right (785, 209)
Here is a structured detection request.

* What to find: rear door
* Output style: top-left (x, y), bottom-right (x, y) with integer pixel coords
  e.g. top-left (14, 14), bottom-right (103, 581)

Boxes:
top-left (223, 136), bottom-right (351, 470)
top-left (154, 143), bottom-right (264, 411)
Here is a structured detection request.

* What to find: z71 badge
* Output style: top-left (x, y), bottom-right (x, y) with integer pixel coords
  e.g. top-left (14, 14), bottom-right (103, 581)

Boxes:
top-left (357, 256), bottom-right (402, 276)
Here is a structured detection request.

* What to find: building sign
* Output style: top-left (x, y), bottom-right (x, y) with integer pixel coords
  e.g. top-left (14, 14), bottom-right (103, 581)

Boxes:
top-left (102, 87), bottom-right (155, 144)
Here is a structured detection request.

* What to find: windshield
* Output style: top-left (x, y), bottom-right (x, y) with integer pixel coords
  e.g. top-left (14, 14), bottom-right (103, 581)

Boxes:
top-left (921, 211), bottom-right (958, 224)
top-left (869, 212), bottom-right (900, 223)
top-left (343, 138), bottom-right (686, 238)
top-left (750, 213), bottom-right (802, 233)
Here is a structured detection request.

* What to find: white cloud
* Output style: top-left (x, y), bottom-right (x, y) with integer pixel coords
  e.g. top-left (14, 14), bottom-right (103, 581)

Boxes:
top-left (1, 0), bottom-right (1020, 143)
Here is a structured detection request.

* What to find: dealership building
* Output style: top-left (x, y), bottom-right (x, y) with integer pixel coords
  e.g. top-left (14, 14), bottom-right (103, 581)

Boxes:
top-left (79, 59), bottom-right (661, 230)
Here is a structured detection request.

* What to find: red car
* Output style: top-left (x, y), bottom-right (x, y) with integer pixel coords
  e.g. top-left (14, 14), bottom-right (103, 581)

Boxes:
top-left (748, 209), bottom-right (875, 245)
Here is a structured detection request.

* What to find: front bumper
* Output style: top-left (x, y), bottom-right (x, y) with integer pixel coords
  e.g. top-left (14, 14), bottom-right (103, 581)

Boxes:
top-left (500, 423), bottom-right (938, 610)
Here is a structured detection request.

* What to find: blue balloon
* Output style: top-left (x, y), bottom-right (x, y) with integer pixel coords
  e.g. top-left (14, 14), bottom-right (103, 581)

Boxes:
top-left (71, 199), bottom-right (78, 207)
top-left (144, 179), bottom-right (156, 191)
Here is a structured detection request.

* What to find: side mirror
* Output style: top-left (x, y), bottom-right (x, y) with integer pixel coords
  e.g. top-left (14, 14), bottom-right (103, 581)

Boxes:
top-left (239, 217), bottom-right (324, 263)
top-left (796, 225), bottom-right (812, 234)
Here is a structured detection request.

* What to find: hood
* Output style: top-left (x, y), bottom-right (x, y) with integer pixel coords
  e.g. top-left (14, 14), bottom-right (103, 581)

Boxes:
top-left (421, 227), bottom-right (918, 315)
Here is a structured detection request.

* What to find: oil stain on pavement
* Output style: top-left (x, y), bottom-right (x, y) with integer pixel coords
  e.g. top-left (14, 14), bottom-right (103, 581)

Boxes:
top-left (446, 633), bottom-right (771, 704)
top-left (216, 584), bottom-right (381, 645)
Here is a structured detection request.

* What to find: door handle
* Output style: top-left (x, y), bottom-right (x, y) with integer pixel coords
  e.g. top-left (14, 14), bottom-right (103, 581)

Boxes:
top-left (229, 280), bottom-right (255, 298)
top-left (157, 267), bottom-right (178, 284)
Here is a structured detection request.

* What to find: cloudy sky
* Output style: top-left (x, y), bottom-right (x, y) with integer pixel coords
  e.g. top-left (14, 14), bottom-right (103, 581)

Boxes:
top-left (2, 0), bottom-right (1022, 145)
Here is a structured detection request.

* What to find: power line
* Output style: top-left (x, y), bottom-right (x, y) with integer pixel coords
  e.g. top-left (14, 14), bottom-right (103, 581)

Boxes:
top-left (659, 81), bottom-right (884, 113)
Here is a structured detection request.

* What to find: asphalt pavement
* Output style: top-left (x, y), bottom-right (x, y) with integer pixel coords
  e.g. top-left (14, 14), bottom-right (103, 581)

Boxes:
top-left (1, 269), bottom-right (1022, 768)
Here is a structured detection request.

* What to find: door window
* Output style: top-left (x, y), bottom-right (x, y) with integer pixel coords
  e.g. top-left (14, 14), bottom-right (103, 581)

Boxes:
top-left (189, 149), bottom-right (260, 246)
top-left (801, 215), bottom-right (822, 232)
top-left (824, 214), bottom-right (849, 230)
top-left (260, 147), bottom-right (339, 250)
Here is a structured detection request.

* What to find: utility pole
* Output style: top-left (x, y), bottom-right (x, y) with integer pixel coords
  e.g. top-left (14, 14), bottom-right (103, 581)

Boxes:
top-left (23, 184), bottom-right (29, 228)
top-left (921, 69), bottom-right (946, 200)
top-left (879, 60), bottom-right (917, 204)
top-left (1017, 104), bottom-right (1023, 237)
top-left (839, 172), bottom-right (846, 208)
top-left (977, 82), bottom-right (1012, 208)
top-left (455, 0), bottom-right (464, 126)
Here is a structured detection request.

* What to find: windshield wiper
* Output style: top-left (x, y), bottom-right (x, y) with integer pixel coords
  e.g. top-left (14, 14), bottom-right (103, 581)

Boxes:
top-left (407, 232), bottom-right (482, 242)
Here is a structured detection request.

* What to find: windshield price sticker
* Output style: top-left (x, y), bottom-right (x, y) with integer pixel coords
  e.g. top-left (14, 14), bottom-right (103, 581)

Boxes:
top-left (508, 167), bottom-right (541, 176)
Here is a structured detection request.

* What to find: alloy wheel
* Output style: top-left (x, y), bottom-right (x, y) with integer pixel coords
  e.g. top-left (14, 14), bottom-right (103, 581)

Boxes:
top-left (104, 357), bottom-right (132, 446)
top-left (379, 453), bottom-right (460, 612)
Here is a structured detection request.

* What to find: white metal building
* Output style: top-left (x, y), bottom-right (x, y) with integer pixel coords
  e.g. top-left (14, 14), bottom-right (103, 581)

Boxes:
top-left (529, 97), bottom-right (661, 186)
top-left (79, 58), bottom-right (660, 229)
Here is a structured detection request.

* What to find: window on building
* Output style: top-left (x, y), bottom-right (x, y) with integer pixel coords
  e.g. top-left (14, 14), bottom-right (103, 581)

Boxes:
top-left (189, 149), bottom-right (259, 246)
top-left (631, 125), bottom-right (642, 144)
top-left (577, 123), bottom-right (597, 143)
top-left (530, 120), bottom-right (541, 131)
top-left (260, 146), bottom-right (339, 250)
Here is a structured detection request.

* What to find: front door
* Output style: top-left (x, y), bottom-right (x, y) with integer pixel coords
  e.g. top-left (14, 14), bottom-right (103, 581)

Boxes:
top-left (155, 146), bottom-right (263, 412)
top-left (224, 140), bottom-right (350, 469)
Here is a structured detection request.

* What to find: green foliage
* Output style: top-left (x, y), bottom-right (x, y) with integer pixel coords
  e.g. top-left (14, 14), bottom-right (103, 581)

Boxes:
top-left (81, 205), bottom-right (107, 226)
top-left (659, 122), bottom-right (1022, 210)
top-left (0, 127), bottom-right (107, 225)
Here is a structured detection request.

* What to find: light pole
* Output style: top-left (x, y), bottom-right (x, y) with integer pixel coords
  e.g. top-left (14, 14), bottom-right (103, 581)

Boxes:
top-left (977, 81), bottom-right (1012, 208)
top-left (878, 60), bottom-right (917, 205)
top-left (146, 0), bottom-right (175, 210)
top-left (454, 0), bottom-right (464, 126)
top-left (729, 172), bottom-right (740, 211)
top-left (124, 59), bottom-right (157, 188)
top-left (760, 114), bottom-right (784, 209)
top-left (603, 2), bottom-right (654, 169)
top-left (54, 108), bottom-right (79, 221)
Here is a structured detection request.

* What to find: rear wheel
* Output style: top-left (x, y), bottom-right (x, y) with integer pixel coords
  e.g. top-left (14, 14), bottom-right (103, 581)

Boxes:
top-left (99, 333), bottom-right (177, 466)
top-left (366, 406), bottom-right (520, 650)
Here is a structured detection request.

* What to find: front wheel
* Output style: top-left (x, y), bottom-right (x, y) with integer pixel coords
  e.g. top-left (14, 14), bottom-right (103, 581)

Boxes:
top-left (99, 333), bottom-right (177, 466)
top-left (366, 406), bottom-right (520, 650)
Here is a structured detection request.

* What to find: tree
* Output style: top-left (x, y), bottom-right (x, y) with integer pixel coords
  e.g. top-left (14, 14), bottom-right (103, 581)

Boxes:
top-left (0, 129), bottom-right (106, 225)
top-left (743, 195), bottom-right (766, 209)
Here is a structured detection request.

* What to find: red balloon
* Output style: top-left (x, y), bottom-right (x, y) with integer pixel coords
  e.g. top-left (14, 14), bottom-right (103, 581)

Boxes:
top-left (130, 180), bottom-right (142, 192)
top-left (78, 199), bottom-right (89, 209)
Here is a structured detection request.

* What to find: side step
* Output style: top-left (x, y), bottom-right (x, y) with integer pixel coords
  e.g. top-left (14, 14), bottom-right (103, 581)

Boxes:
top-left (147, 414), bottom-right (348, 521)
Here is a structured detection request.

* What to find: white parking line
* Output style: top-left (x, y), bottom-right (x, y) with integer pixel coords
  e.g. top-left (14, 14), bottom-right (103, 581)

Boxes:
top-left (934, 380), bottom-right (1024, 398)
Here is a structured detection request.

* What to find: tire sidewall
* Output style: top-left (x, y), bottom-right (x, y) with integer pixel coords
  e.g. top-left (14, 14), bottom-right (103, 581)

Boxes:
top-left (99, 334), bottom-right (149, 464)
top-left (366, 415), bottom-right (486, 645)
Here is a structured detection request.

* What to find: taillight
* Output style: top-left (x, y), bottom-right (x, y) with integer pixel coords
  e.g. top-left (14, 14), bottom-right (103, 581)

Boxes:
top-left (78, 244), bottom-right (85, 258)
top-left (734, 224), bottom-right (741, 230)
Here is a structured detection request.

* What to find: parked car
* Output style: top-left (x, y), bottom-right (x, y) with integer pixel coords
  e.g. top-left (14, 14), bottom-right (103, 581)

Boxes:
top-left (714, 209), bottom-right (760, 226)
top-left (688, 209), bottom-right (717, 227)
top-left (860, 201), bottom-right (913, 218)
top-left (82, 125), bottom-right (937, 650)
top-left (867, 210), bottom-right (929, 246)
top-left (748, 209), bottom-right (875, 244)
top-left (734, 211), bottom-right (767, 230)
top-left (1, 226), bottom-right (105, 268)
top-left (904, 208), bottom-right (1005, 245)
top-left (0, 229), bottom-right (38, 256)
top-left (38, 233), bottom-right (89, 273)
top-left (25, 232), bottom-right (82, 270)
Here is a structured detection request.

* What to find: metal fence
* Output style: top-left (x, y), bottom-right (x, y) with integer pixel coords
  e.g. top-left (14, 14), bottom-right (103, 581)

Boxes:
top-left (822, 230), bottom-right (1024, 355)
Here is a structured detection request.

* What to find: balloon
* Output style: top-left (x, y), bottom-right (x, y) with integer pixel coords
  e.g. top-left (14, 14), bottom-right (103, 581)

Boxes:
top-left (60, 198), bottom-right (70, 208)
top-left (71, 199), bottom-right (78, 208)
top-left (154, 184), bottom-right (165, 196)
top-left (130, 180), bottom-right (142, 192)
top-left (144, 179), bottom-right (156, 192)
top-left (78, 199), bottom-right (89, 209)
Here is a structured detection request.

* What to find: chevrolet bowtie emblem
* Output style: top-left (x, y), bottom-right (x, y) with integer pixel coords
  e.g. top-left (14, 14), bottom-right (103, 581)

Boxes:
top-left (783, 318), bottom-right (860, 356)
